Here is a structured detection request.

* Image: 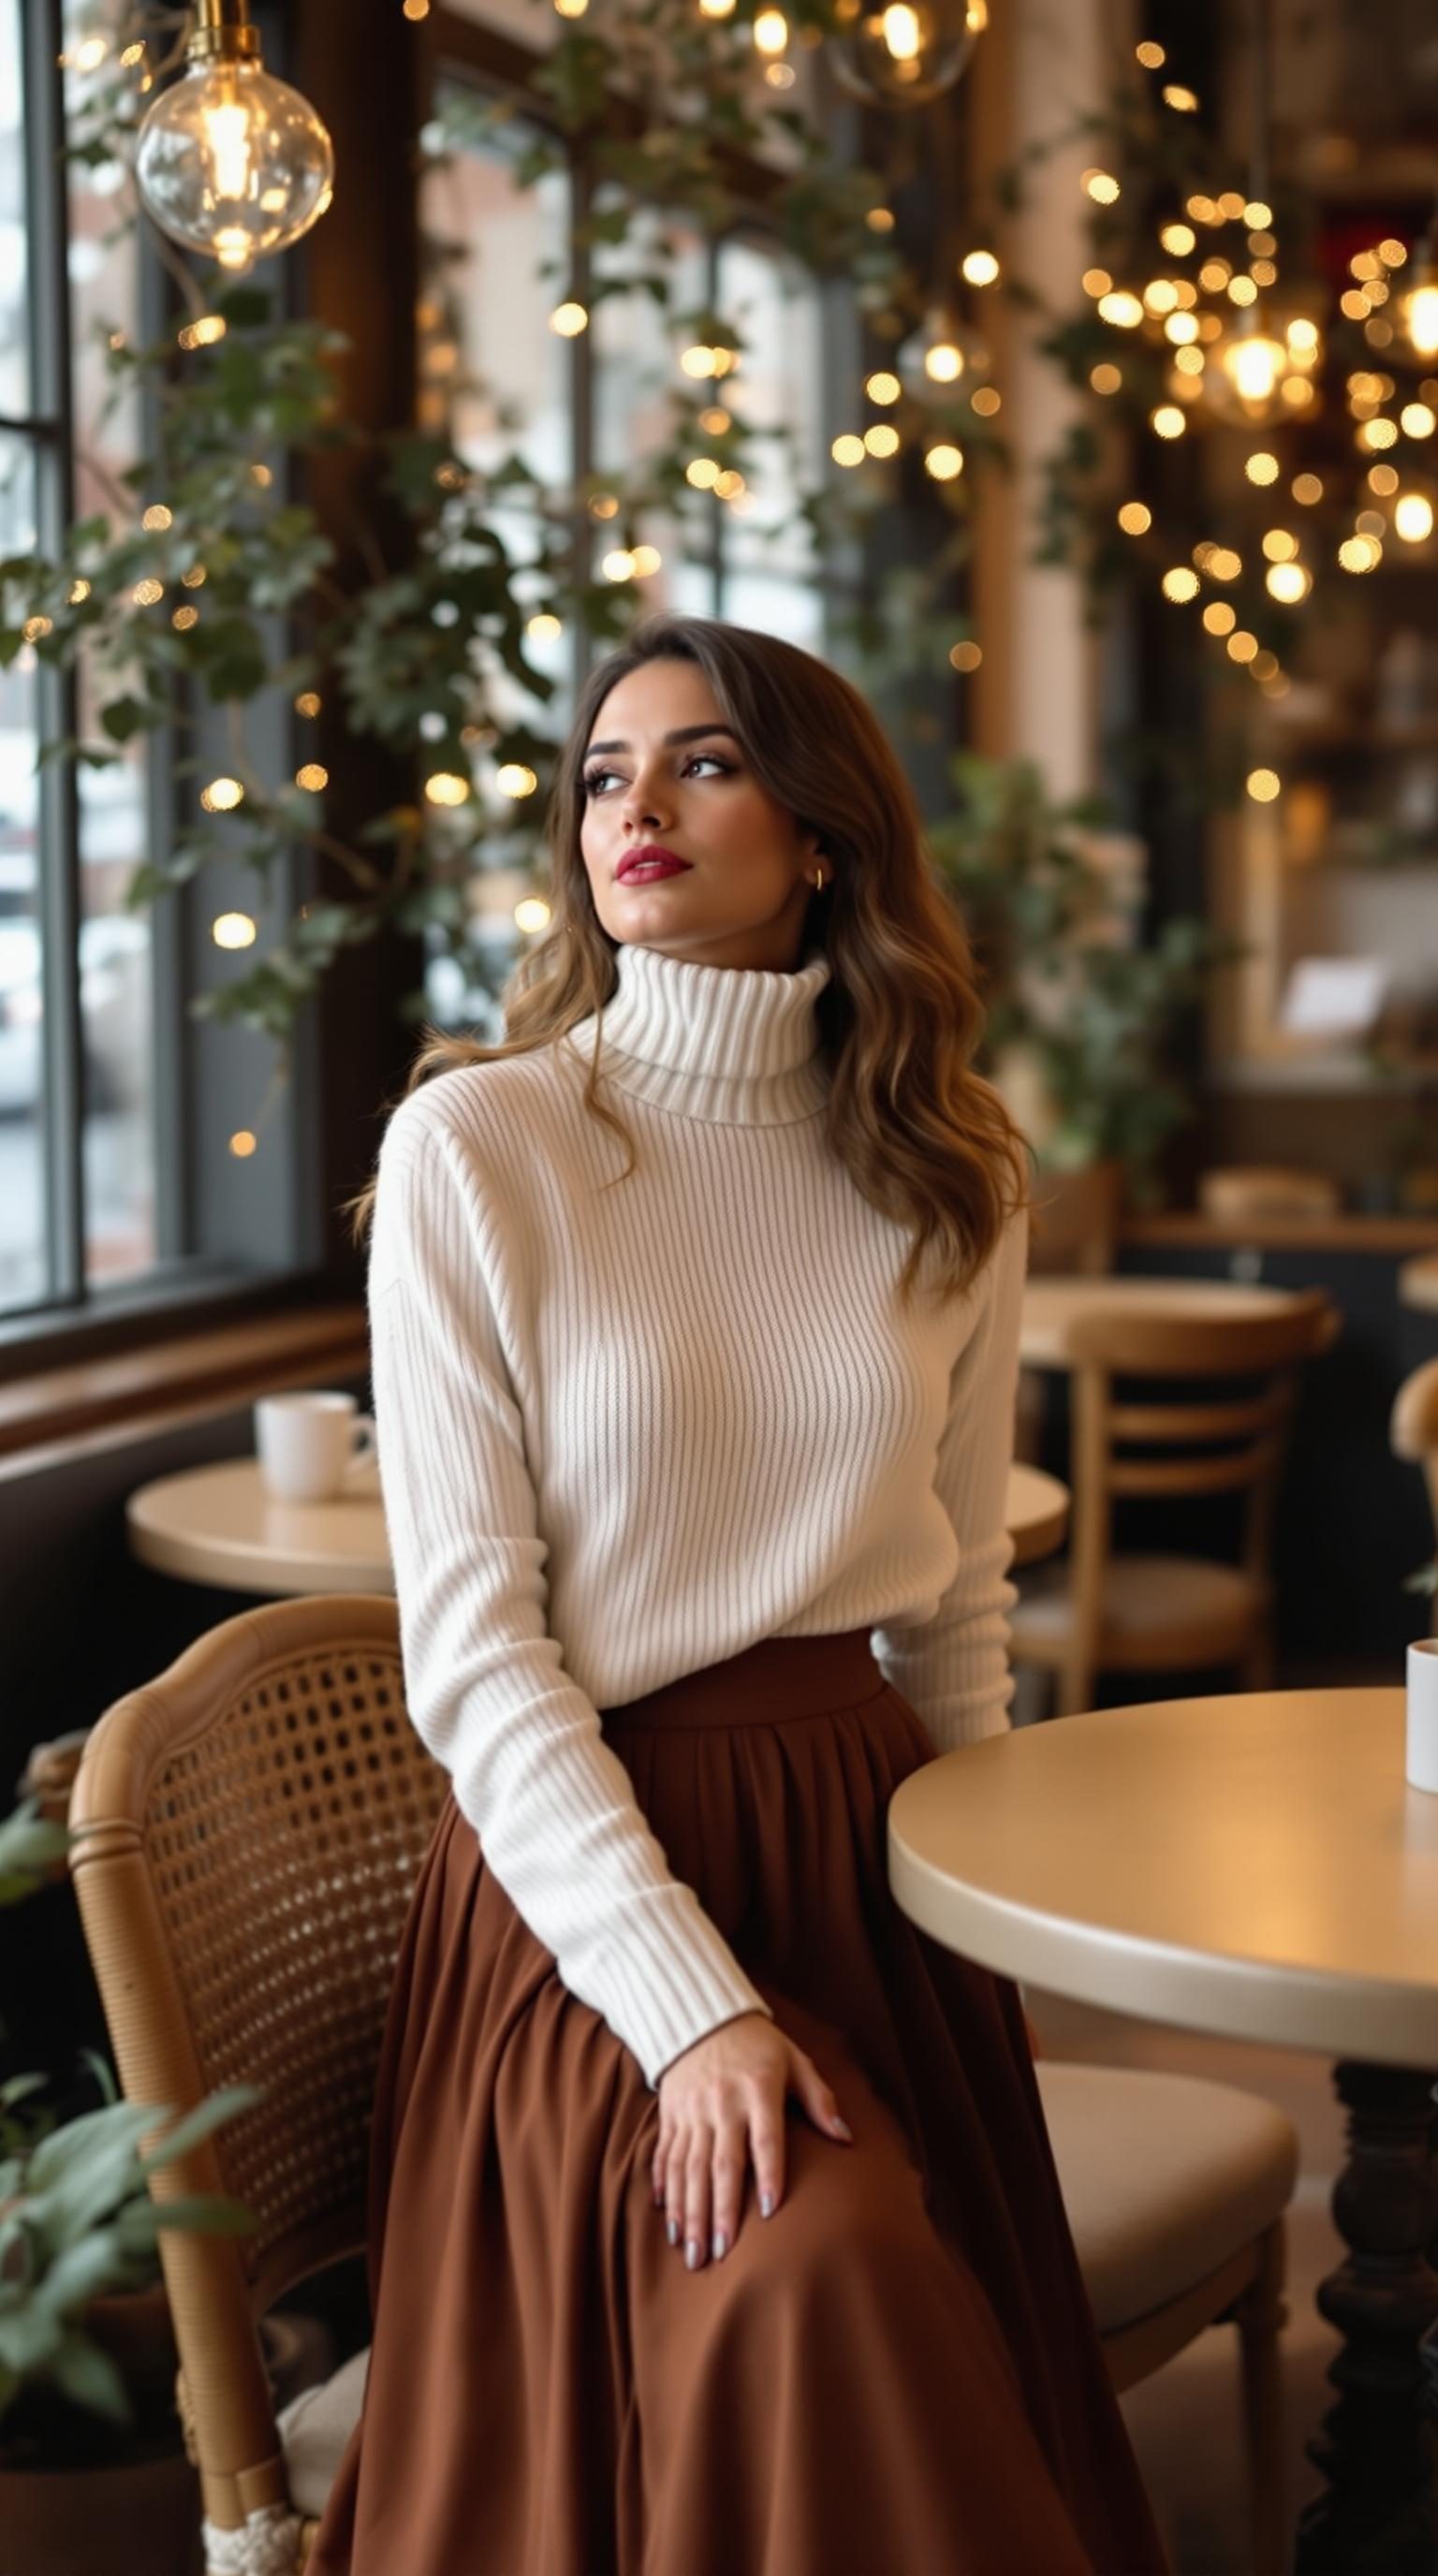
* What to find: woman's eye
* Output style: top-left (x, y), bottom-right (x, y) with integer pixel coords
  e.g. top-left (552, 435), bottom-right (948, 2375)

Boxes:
top-left (582, 753), bottom-right (732, 798)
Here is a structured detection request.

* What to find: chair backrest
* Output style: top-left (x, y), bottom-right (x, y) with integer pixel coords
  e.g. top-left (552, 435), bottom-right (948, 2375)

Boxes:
top-left (1198, 1165), bottom-right (1342, 1226)
top-left (1028, 1161), bottom-right (1123, 1277)
top-left (68, 1595), bottom-right (444, 2527)
top-left (1392, 1358), bottom-right (1438, 1625)
top-left (1062, 1290), bottom-right (1336, 1633)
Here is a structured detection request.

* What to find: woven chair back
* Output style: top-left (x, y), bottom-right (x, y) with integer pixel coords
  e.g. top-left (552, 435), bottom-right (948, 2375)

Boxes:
top-left (70, 1594), bottom-right (445, 2312)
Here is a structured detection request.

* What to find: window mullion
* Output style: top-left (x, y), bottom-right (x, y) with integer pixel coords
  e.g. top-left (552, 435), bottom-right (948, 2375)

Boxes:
top-left (24, 0), bottom-right (84, 1307)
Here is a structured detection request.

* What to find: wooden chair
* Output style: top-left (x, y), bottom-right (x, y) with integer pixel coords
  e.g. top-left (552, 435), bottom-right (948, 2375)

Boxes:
top-left (1029, 1161), bottom-right (1124, 1277)
top-left (1392, 1356), bottom-right (1438, 1636)
top-left (71, 1594), bottom-right (1299, 2574)
top-left (1011, 1290), bottom-right (1337, 1718)
top-left (1017, 1162), bottom-right (1124, 1466)
top-left (1199, 1166), bottom-right (1342, 1226)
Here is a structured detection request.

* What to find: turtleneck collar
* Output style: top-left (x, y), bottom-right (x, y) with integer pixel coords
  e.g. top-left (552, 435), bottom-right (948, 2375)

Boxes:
top-left (562, 941), bottom-right (832, 1126)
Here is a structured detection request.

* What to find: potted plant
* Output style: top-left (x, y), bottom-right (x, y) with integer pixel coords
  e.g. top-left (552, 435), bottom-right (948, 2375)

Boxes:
top-left (928, 753), bottom-right (1235, 1201)
top-left (0, 1799), bottom-right (257, 2576)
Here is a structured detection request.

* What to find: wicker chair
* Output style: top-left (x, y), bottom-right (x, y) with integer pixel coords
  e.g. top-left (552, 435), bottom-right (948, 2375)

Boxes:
top-left (71, 1593), bottom-right (1296, 2574)
top-left (68, 1595), bottom-right (445, 2576)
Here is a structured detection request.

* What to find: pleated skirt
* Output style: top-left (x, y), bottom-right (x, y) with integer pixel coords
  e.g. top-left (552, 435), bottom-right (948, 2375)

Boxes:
top-left (308, 1628), bottom-right (1167, 2576)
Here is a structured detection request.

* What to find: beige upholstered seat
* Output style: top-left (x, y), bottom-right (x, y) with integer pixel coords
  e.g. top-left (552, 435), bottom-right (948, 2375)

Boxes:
top-left (1035, 2062), bottom-right (1297, 2333)
top-left (71, 1593), bottom-right (1297, 2574)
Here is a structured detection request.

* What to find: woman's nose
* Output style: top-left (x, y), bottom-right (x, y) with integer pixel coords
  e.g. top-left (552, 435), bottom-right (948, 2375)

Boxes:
top-left (621, 773), bottom-right (671, 829)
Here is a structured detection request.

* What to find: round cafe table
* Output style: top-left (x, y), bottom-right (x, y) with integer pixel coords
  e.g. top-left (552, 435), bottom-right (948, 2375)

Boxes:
top-left (1020, 1273), bottom-right (1313, 1371)
top-left (127, 1456), bottom-right (1070, 1596)
top-left (888, 1686), bottom-right (1438, 2574)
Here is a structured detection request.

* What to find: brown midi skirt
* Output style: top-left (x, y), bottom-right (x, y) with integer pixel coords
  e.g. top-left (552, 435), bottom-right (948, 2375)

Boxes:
top-left (308, 1629), bottom-right (1167, 2576)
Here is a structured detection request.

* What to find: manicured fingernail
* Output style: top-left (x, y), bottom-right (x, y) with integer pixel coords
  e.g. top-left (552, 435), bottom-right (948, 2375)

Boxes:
top-left (833, 2116), bottom-right (853, 2141)
top-left (685, 2239), bottom-right (703, 2271)
top-left (712, 2232), bottom-right (727, 2261)
top-left (760, 2191), bottom-right (775, 2218)
top-left (667, 2218), bottom-right (679, 2247)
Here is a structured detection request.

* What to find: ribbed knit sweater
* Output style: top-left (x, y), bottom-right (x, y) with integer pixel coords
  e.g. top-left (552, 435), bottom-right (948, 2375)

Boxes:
top-left (367, 938), bottom-right (1028, 2088)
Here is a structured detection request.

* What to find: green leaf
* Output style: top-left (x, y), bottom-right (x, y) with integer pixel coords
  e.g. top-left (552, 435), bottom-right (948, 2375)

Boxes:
top-left (45, 2331), bottom-right (132, 2425)
top-left (139, 2084), bottom-right (262, 2175)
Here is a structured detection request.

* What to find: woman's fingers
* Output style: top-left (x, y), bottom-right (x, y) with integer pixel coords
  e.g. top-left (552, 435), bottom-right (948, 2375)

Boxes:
top-left (652, 2027), bottom-right (851, 2273)
top-left (682, 2129), bottom-right (712, 2269)
top-left (709, 2112), bottom-right (747, 2260)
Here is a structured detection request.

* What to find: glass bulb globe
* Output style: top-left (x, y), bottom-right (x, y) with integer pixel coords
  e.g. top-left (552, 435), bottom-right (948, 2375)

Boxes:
top-left (1198, 298), bottom-right (1323, 428)
top-left (136, 61), bottom-right (334, 269)
top-left (896, 305), bottom-right (990, 404)
top-left (829, 0), bottom-right (981, 108)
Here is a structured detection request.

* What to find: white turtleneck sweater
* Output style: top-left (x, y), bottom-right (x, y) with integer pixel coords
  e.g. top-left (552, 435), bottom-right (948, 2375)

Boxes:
top-left (367, 940), bottom-right (1027, 2088)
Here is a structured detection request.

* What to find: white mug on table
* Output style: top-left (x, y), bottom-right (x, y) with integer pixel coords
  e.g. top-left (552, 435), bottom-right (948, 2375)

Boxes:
top-left (255, 1391), bottom-right (377, 1503)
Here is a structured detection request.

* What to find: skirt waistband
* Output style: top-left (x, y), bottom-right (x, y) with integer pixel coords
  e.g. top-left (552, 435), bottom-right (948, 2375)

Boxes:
top-left (601, 1628), bottom-right (886, 1732)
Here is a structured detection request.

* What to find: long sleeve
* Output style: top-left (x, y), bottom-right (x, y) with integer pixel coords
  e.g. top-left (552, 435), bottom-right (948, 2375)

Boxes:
top-left (367, 1095), bottom-right (774, 2089)
top-left (871, 1202), bottom-right (1029, 1754)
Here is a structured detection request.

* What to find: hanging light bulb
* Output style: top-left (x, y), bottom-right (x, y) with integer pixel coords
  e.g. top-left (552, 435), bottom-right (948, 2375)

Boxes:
top-left (829, 0), bottom-right (986, 109)
top-left (1197, 296), bottom-right (1323, 426)
top-left (135, 0), bottom-right (333, 271)
top-left (896, 302), bottom-right (990, 403)
top-left (1397, 223), bottom-right (1438, 363)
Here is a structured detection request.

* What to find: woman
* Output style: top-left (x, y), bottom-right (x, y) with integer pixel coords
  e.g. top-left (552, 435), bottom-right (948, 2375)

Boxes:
top-left (311, 615), bottom-right (1167, 2576)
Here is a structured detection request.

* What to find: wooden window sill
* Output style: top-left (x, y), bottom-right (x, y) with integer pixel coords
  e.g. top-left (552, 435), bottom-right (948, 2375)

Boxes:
top-left (0, 1303), bottom-right (368, 1471)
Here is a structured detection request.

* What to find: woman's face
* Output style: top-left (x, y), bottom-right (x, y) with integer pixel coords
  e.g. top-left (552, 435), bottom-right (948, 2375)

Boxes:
top-left (577, 656), bottom-right (824, 973)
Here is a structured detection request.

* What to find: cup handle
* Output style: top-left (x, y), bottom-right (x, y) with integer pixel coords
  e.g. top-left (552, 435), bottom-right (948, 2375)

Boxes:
top-left (345, 1414), bottom-right (379, 1474)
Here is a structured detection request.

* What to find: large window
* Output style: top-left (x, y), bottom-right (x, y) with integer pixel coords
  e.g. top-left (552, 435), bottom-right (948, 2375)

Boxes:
top-left (1, 0), bottom-right (313, 1336)
top-left (420, 37), bottom-right (834, 1032)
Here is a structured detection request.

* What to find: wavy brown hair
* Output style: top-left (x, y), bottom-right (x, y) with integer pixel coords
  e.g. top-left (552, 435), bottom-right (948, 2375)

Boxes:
top-left (346, 613), bottom-right (1026, 1303)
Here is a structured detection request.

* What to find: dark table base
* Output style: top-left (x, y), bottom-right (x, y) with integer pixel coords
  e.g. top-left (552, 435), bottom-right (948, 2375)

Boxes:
top-left (1295, 2061), bottom-right (1438, 2574)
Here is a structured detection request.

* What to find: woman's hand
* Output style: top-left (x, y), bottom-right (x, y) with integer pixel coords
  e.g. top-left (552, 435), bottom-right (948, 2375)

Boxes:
top-left (653, 2011), bottom-right (852, 2273)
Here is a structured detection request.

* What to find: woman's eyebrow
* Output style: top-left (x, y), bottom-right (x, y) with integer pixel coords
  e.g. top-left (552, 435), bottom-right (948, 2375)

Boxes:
top-left (583, 724), bottom-right (741, 757)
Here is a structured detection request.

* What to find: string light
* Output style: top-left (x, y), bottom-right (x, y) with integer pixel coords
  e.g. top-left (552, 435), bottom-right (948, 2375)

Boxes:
top-left (948, 639), bottom-right (982, 670)
top-left (201, 776), bottom-right (243, 811)
top-left (925, 443), bottom-right (964, 479)
top-left (229, 1132), bottom-right (257, 1159)
top-left (1117, 502), bottom-right (1152, 534)
top-left (1161, 567), bottom-right (1200, 601)
top-left (424, 772), bottom-right (469, 806)
top-left (866, 371), bottom-right (901, 403)
top-left (1245, 451), bottom-right (1280, 485)
top-left (961, 250), bottom-right (1000, 285)
top-left (831, 433), bottom-right (865, 467)
top-left (295, 763), bottom-right (328, 790)
top-left (550, 301), bottom-right (589, 337)
top-left (1151, 404), bottom-right (1187, 438)
top-left (213, 913), bottom-right (257, 948)
top-left (1246, 769), bottom-right (1281, 801)
top-left (864, 423), bottom-right (901, 456)
top-left (496, 765), bottom-right (538, 798)
top-left (515, 898), bottom-right (550, 933)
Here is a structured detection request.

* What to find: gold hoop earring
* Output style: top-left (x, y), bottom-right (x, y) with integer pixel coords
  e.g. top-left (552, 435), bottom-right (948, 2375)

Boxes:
top-left (813, 864), bottom-right (826, 893)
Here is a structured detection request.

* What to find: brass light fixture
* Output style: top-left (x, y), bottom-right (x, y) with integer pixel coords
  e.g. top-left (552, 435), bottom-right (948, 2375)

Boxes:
top-left (135, 0), bottom-right (334, 271)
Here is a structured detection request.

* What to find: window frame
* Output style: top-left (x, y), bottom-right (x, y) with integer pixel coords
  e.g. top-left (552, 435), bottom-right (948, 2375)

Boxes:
top-left (0, 0), bottom-right (325, 1367)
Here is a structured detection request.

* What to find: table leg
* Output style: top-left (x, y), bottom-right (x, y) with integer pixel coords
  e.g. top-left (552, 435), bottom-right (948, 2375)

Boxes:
top-left (1295, 2061), bottom-right (1438, 2574)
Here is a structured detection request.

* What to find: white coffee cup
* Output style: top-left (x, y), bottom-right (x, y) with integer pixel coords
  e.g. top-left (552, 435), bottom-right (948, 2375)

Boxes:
top-left (255, 1391), bottom-right (378, 1504)
top-left (1405, 1636), bottom-right (1438, 1793)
